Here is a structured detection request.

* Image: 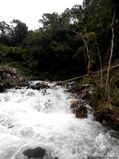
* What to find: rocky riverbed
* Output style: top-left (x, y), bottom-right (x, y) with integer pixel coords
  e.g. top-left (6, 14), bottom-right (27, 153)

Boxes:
top-left (0, 66), bottom-right (119, 131)
top-left (0, 80), bottom-right (119, 159)
top-left (67, 81), bottom-right (119, 130)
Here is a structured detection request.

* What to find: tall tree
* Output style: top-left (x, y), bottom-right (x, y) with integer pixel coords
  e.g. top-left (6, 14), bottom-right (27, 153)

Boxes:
top-left (12, 19), bottom-right (28, 46)
top-left (0, 21), bottom-right (13, 45)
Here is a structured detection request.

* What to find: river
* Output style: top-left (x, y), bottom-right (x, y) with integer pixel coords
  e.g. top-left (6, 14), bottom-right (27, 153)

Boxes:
top-left (0, 81), bottom-right (119, 159)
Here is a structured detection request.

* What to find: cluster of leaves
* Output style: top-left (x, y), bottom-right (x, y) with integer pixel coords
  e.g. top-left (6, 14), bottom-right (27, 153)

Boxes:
top-left (0, 45), bottom-right (28, 62)
top-left (0, 0), bottom-right (119, 80)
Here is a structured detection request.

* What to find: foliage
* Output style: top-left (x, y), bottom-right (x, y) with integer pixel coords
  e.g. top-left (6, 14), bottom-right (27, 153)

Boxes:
top-left (0, 0), bottom-right (119, 80)
top-left (0, 45), bottom-right (28, 63)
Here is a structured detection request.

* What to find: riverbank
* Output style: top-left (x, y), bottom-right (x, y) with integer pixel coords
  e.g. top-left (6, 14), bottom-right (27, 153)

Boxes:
top-left (66, 68), bottom-right (119, 130)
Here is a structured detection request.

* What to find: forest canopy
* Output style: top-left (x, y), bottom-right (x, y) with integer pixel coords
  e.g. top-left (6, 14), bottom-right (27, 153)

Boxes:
top-left (0, 0), bottom-right (119, 80)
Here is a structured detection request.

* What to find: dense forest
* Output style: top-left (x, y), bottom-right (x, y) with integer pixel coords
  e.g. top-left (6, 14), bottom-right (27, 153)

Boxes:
top-left (0, 0), bottom-right (119, 80)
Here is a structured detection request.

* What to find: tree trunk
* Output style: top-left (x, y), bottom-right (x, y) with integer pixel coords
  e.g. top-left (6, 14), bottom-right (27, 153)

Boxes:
top-left (56, 63), bottom-right (119, 84)
top-left (106, 11), bottom-right (116, 101)
top-left (95, 39), bottom-right (103, 87)
top-left (97, 47), bottom-right (103, 87)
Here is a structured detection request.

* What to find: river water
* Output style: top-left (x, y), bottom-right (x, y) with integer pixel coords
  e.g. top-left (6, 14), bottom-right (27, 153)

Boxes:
top-left (0, 81), bottom-right (119, 159)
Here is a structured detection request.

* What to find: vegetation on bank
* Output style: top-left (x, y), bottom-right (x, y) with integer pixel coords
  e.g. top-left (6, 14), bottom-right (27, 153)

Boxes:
top-left (69, 67), bottom-right (119, 130)
top-left (0, 0), bottom-right (119, 128)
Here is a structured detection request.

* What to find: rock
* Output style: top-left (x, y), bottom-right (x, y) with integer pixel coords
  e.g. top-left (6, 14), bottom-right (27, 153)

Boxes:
top-left (93, 103), bottom-right (119, 130)
top-left (16, 76), bottom-right (29, 87)
top-left (67, 82), bottom-right (91, 101)
top-left (15, 86), bottom-right (22, 89)
top-left (68, 98), bottom-right (88, 118)
top-left (109, 130), bottom-right (119, 139)
top-left (79, 90), bottom-right (90, 99)
top-left (69, 98), bottom-right (86, 108)
top-left (0, 66), bottom-right (29, 91)
top-left (30, 82), bottom-right (49, 90)
top-left (0, 84), bottom-right (6, 93)
top-left (75, 105), bottom-right (88, 118)
top-left (68, 98), bottom-right (80, 105)
top-left (23, 147), bottom-right (46, 158)
top-left (0, 66), bottom-right (17, 76)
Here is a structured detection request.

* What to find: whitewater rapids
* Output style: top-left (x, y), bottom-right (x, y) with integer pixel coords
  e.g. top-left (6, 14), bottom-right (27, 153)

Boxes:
top-left (0, 81), bottom-right (119, 159)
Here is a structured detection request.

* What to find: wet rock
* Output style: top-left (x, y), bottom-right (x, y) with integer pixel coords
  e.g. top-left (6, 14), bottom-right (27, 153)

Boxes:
top-left (67, 82), bottom-right (91, 101)
top-left (75, 105), bottom-right (88, 118)
top-left (69, 98), bottom-right (86, 108)
top-left (23, 147), bottom-right (46, 158)
top-left (93, 103), bottom-right (119, 130)
top-left (30, 82), bottom-right (49, 90)
top-left (69, 98), bottom-right (88, 118)
top-left (79, 90), bottom-right (90, 99)
top-left (0, 66), bottom-right (29, 92)
top-left (0, 84), bottom-right (6, 93)
top-left (5, 76), bottom-right (28, 88)
top-left (109, 130), bottom-right (119, 139)
top-left (15, 86), bottom-right (22, 89)
top-left (111, 122), bottom-right (119, 130)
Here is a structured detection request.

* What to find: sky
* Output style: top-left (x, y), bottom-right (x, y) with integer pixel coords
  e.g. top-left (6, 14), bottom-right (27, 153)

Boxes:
top-left (0, 0), bottom-right (83, 30)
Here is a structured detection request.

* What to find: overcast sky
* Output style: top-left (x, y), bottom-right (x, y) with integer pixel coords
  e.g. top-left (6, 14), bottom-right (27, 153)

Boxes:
top-left (0, 0), bottom-right (83, 30)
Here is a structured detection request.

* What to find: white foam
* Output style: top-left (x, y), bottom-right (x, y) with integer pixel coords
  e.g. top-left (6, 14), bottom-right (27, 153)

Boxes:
top-left (0, 83), bottom-right (119, 159)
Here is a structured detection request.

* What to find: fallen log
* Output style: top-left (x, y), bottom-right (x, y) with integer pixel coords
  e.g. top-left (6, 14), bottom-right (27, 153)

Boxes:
top-left (56, 64), bottom-right (119, 84)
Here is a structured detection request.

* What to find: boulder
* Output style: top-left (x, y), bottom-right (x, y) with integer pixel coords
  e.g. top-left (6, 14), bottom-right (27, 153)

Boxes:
top-left (23, 147), bottom-right (46, 158)
top-left (30, 82), bottom-right (49, 90)
top-left (68, 98), bottom-right (88, 118)
top-left (75, 105), bottom-right (88, 118)
top-left (0, 84), bottom-right (6, 93)
top-left (0, 66), bottom-right (29, 92)
top-left (109, 130), bottom-right (119, 139)
top-left (0, 66), bottom-right (17, 78)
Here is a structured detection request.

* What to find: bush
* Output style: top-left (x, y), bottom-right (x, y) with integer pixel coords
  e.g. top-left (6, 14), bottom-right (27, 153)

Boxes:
top-left (0, 45), bottom-right (28, 62)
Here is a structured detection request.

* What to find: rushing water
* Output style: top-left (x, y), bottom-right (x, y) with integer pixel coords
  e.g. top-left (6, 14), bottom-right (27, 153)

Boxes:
top-left (0, 81), bottom-right (119, 159)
